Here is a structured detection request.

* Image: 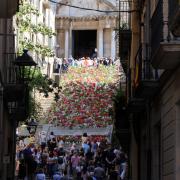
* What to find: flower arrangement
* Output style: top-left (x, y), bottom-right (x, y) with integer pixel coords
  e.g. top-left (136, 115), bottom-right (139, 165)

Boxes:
top-left (46, 66), bottom-right (120, 128)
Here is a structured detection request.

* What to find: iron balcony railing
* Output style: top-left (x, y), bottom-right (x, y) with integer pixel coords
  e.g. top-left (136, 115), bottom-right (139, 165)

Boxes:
top-left (134, 45), bottom-right (159, 88)
top-left (116, 1), bottom-right (132, 74)
top-left (2, 52), bottom-right (29, 120)
top-left (117, 0), bottom-right (132, 30)
top-left (151, 0), bottom-right (163, 55)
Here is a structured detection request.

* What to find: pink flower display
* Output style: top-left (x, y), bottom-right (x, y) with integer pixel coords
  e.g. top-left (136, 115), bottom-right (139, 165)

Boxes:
top-left (47, 66), bottom-right (120, 128)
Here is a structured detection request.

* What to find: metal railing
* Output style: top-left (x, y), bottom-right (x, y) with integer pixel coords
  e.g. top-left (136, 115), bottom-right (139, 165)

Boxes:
top-left (151, 0), bottom-right (163, 55)
top-left (118, 0), bottom-right (132, 30)
top-left (0, 32), bottom-right (17, 85)
top-left (116, 0), bottom-right (132, 73)
top-left (134, 45), bottom-right (159, 86)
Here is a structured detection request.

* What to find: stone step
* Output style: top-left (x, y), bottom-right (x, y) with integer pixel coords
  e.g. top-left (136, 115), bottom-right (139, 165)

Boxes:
top-left (36, 92), bottom-right (55, 112)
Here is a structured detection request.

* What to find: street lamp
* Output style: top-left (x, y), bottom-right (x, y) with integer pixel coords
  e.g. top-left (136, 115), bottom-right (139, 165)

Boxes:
top-left (26, 118), bottom-right (38, 135)
top-left (14, 49), bottom-right (37, 83)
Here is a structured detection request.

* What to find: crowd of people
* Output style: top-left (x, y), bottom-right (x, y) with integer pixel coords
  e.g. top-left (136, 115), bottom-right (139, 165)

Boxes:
top-left (53, 56), bottom-right (118, 74)
top-left (16, 132), bottom-right (128, 180)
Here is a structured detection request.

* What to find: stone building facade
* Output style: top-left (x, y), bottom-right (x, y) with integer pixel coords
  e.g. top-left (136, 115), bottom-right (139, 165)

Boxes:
top-left (15, 0), bottom-right (57, 78)
top-left (0, 1), bottom-right (19, 179)
top-left (0, 0), bottom-right (57, 179)
top-left (55, 0), bottom-right (118, 59)
top-left (125, 0), bottom-right (180, 180)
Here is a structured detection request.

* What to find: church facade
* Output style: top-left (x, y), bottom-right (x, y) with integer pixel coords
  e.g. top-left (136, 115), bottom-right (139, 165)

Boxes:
top-left (55, 0), bottom-right (118, 59)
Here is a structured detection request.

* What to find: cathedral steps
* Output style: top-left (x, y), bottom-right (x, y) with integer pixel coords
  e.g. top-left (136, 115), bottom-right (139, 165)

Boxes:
top-left (36, 92), bottom-right (55, 113)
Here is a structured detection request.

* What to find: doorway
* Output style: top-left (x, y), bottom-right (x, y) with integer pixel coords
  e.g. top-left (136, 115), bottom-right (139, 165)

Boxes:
top-left (72, 30), bottom-right (97, 59)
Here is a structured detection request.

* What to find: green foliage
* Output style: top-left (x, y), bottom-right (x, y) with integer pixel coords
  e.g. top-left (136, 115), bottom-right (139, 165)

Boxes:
top-left (33, 23), bottom-right (57, 37)
top-left (18, 40), bottom-right (54, 57)
top-left (16, 0), bottom-right (55, 57)
top-left (16, 1), bottom-right (58, 120)
top-left (17, 1), bottom-right (40, 16)
top-left (30, 69), bottom-right (62, 101)
top-left (112, 87), bottom-right (126, 106)
top-left (28, 93), bottom-right (43, 120)
top-left (112, 87), bottom-right (126, 145)
top-left (27, 69), bottom-right (61, 119)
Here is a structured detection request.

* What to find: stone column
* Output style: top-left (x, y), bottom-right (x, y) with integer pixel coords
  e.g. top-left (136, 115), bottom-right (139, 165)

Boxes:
top-left (65, 29), bottom-right (69, 59)
top-left (69, 20), bottom-right (73, 58)
top-left (69, 29), bottom-right (72, 58)
top-left (111, 29), bottom-right (116, 59)
top-left (97, 28), bottom-right (103, 57)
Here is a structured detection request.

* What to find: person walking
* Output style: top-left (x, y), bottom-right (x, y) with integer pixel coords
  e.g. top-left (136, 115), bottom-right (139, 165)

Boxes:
top-left (35, 168), bottom-right (46, 180)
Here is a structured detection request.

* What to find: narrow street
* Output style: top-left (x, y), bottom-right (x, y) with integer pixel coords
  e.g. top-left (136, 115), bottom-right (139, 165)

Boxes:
top-left (1, 0), bottom-right (180, 180)
top-left (16, 61), bottom-right (127, 180)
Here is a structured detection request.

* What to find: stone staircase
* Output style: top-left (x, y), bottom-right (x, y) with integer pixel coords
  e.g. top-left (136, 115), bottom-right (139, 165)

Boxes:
top-left (34, 92), bottom-right (55, 141)
top-left (35, 92), bottom-right (55, 113)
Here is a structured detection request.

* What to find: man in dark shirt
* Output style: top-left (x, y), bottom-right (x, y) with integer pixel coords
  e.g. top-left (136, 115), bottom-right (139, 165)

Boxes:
top-left (105, 147), bottom-right (116, 174)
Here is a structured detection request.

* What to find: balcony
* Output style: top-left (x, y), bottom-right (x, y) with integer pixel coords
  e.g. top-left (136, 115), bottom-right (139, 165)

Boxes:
top-left (2, 54), bottom-right (23, 102)
top-left (2, 53), bottom-right (29, 121)
top-left (4, 83), bottom-right (29, 122)
top-left (117, 0), bottom-right (132, 74)
top-left (7, 89), bottom-right (29, 122)
top-left (134, 46), bottom-right (159, 99)
top-left (119, 29), bottom-right (132, 73)
top-left (151, 0), bottom-right (180, 69)
top-left (126, 69), bottom-right (145, 113)
top-left (169, 0), bottom-right (180, 37)
top-left (0, 0), bottom-right (19, 18)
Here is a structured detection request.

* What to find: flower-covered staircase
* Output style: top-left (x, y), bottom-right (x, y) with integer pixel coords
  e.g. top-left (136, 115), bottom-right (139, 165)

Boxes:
top-left (45, 66), bottom-right (121, 129)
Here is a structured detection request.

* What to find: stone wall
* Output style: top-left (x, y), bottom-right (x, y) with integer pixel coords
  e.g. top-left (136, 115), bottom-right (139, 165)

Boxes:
top-left (160, 78), bottom-right (176, 180)
top-left (150, 67), bottom-right (180, 180)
